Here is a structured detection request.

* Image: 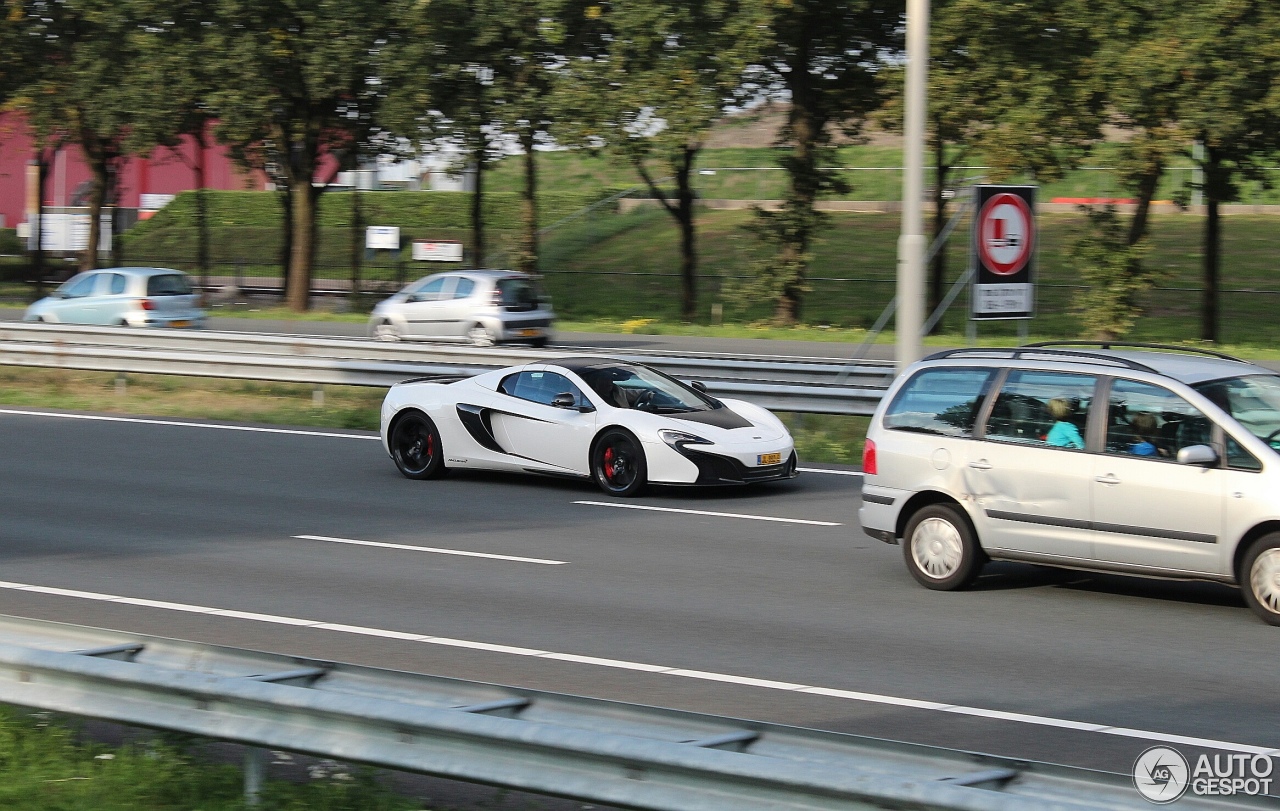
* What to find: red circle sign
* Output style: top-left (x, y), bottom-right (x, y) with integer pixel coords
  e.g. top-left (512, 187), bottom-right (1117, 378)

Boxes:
top-left (977, 193), bottom-right (1034, 276)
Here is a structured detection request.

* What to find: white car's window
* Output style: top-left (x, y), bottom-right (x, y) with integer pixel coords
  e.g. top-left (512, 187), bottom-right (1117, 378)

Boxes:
top-left (986, 371), bottom-right (1095, 449)
top-left (502, 371), bottom-right (586, 407)
top-left (883, 367), bottom-right (994, 437)
top-left (577, 364), bottom-right (716, 413)
top-left (147, 274), bottom-right (192, 296)
top-left (59, 273), bottom-right (98, 298)
top-left (410, 277), bottom-right (449, 301)
top-left (108, 273), bottom-right (127, 295)
top-left (1105, 379), bottom-right (1212, 460)
top-left (1195, 374), bottom-right (1280, 454)
top-left (453, 278), bottom-right (475, 299)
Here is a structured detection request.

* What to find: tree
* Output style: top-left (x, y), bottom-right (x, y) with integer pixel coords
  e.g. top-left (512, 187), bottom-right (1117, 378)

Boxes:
top-left (748, 0), bottom-right (902, 324)
top-left (12, 0), bottom-right (138, 271)
top-left (558, 1), bottom-right (766, 320)
top-left (207, 0), bottom-right (390, 311)
top-left (878, 0), bottom-right (1102, 329)
top-left (1069, 206), bottom-right (1161, 340)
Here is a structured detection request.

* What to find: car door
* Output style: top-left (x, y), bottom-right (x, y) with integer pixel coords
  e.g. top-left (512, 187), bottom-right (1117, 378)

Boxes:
top-left (100, 272), bottom-right (129, 324)
top-left (48, 272), bottom-right (104, 324)
top-left (968, 369), bottom-right (1099, 562)
top-left (440, 276), bottom-right (477, 337)
top-left (1090, 378), bottom-right (1224, 575)
top-left (490, 370), bottom-right (597, 474)
top-left (399, 276), bottom-right (455, 338)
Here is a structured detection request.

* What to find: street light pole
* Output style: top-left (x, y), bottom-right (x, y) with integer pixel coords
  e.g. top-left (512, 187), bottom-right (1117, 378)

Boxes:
top-left (896, 0), bottom-right (929, 374)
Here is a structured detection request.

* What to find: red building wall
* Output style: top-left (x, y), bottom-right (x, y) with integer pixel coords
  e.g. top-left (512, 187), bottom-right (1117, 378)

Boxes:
top-left (0, 112), bottom-right (268, 230)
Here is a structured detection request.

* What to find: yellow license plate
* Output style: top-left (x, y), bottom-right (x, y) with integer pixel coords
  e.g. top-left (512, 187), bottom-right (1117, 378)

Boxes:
top-left (168, 320), bottom-right (193, 328)
top-left (757, 452), bottom-right (782, 466)
top-left (518, 328), bottom-right (539, 337)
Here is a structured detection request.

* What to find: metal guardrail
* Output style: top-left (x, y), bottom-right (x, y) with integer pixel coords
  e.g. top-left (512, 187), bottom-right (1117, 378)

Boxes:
top-left (0, 323), bottom-right (894, 415)
top-left (0, 614), bottom-right (1264, 811)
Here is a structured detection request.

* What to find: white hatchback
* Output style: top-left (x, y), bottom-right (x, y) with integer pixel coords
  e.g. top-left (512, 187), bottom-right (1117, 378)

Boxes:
top-left (860, 343), bottom-right (1280, 625)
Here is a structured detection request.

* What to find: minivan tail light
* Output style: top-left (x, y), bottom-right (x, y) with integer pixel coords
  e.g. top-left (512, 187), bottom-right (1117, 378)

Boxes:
top-left (862, 438), bottom-right (877, 475)
top-left (139, 298), bottom-right (156, 311)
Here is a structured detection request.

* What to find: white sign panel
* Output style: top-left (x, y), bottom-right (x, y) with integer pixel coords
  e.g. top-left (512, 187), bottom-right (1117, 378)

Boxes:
top-left (973, 283), bottom-right (1034, 316)
top-left (139, 193), bottom-right (175, 210)
top-left (412, 240), bottom-right (464, 262)
top-left (28, 214), bottom-right (112, 252)
top-left (365, 226), bottom-right (401, 251)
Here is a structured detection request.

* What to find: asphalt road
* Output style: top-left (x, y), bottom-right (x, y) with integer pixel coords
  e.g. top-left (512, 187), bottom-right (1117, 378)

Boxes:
top-left (1, 406), bottom-right (1277, 792)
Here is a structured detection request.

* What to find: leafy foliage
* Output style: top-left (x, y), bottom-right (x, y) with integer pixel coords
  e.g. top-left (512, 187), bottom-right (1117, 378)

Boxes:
top-left (1068, 206), bottom-right (1161, 340)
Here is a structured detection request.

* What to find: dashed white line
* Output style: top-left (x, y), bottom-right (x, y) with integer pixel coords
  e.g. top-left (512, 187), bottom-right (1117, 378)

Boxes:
top-left (0, 409), bottom-right (378, 440)
top-left (572, 501), bottom-right (842, 526)
top-left (293, 535), bottom-right (567, 565)
top-left (0, 579), bottom-right (1273, 757)
top-left (798, 467), bottom-right (863, 477)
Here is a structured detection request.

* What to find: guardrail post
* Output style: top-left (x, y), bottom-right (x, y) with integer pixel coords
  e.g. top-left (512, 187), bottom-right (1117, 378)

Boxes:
top-left (244, 746), bottom-right (266, 805)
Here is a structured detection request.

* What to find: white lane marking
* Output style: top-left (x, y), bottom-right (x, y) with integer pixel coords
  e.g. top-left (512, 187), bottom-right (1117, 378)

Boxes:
top-left (293, 535), bottom-right (567, 566)
top-left (573, 501), bottom-right (842, 527)
top-left (798, 467), bottom-right (863, 477)
top-left (0, 409), bottom-right (378, 440)
top-left (0, 579), bottom-right (1274, 757)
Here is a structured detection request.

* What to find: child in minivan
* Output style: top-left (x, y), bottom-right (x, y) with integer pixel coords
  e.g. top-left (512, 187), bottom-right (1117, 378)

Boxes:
top-left (1045, 398), bottom-right (1085, 448)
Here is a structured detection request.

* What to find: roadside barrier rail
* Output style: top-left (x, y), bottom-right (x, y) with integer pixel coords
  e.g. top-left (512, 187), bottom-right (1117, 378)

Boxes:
top-left (0, 323), bottom-right (894, 415)
top-left (0, 614), bottom-right (1262, 811)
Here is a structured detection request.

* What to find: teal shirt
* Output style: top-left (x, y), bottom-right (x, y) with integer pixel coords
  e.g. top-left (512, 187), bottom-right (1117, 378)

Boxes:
top-left (1046, 420), bottom-right (1084, 449)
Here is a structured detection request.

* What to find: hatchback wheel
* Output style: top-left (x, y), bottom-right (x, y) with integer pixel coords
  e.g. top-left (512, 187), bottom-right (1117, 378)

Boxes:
top-left (592, 429), bottom-right (647, 497)
top-left (903, 503), bottom-right (984, 590)
top-left (374, 320), bottom-right (402, 342)
top-left (467, 324), bottom-right (495, 347)
top-left (390, 411), bottom-right (445, 480)
top-left (1242, 534), bottom-right (1280, 625)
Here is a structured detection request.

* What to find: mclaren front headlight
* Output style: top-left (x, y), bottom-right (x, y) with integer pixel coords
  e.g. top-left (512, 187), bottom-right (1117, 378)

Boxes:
top-left (658, 429), bottom-right (713, 449)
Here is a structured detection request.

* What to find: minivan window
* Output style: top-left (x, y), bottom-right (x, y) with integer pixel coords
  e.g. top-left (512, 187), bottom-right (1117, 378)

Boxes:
top-left (986, 371), bottom-right (1095, 448)
top-left (1194, 374), bottom-right (1280, 450)
top-left (147, 274), bottom-right (192, 296)
top-left (883, 368), bottom-right (994, 438)
top-left (1105, 379), bottom-right (1212, 459)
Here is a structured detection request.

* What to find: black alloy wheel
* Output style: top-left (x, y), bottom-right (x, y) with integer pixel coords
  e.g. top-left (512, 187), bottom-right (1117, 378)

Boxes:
top-left (390, 411), bottom-right (446, 480)
top-left (592, 429), bottom-right (647, 497)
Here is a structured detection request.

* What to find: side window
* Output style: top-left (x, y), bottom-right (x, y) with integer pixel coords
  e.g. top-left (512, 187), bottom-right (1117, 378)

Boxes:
top-left (1225, 436), bottom-right (1262, 472)
top-left (883, 368), bottom-right (995, 438)
top-left (1105, 379), bottom-right (1213, 460)
top-left (108, 274), bottom-right (127, 295)
top-left (508, 371), bottom-right (585, 407)
top-left (986, 370), bottom-right (1095, 449)
top-left (60, 273), bottom-right (98, 298)
top-left (453, 278), bottom-right (475, 299)
top-left (415, 277), bottom-right (449, 301)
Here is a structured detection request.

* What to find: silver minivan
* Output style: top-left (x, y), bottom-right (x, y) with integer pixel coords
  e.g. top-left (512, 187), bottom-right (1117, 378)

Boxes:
top-left (23, 267), bottom-right (205, 328)
top-left (368, 270), bottom-right (554, 347)
top-left (860, 343), bottom-right (1280, 625)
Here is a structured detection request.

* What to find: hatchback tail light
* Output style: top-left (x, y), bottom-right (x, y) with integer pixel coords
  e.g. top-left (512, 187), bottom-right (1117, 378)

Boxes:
top-left (862, 438), bottom-right (877, 475)
top-left (490, 288), bottom-right (503, 307)
top-left (139, 298), bottom-right (156, 311)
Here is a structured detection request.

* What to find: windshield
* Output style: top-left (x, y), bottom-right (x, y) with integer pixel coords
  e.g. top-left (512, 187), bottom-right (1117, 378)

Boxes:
top-left (1193, 374), bottom-right (1280, 448)
top-left (578, 364), bottom-right (716, 413)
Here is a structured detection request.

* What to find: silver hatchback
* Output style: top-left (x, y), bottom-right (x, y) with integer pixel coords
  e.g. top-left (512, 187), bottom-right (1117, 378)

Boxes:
top-left (368, 270), bottom-right (554, 347)
top-left (23, 267), bottom-right (205, 328)
top-left (860, 343), bottom-right (1280, 625)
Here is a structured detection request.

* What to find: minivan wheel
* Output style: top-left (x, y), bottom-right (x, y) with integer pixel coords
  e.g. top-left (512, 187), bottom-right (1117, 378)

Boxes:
top-left (1241, 534), bottom-right (1280, 625)
top-left (467, 324), bottom-right (495, 347)
top-left (903, 503), bottom-right (984, 590)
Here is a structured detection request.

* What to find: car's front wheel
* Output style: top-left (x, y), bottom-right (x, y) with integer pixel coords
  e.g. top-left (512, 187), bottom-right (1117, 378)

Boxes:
top-left (467, 324), bottom-right (496, 347)
top-left (390, 411), bottom-right (446, 480)
top-left (902, 503), bottom-right (985, 590)
top-left (1241, 533), bottom-right (1280, 625)
top-left (592, 429), bottom-right (647, 497)
top-left (373, 319), bottom-right (402, 342)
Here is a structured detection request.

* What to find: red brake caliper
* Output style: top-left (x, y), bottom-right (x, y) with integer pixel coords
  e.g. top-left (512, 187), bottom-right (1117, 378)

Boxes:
top-left (603, 447), bottom-right (615, 482)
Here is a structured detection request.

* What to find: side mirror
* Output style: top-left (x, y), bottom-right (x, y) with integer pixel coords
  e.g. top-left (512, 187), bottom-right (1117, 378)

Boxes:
top-left (1177, 444), bottom-right (1218, 467)
top-left (551, 392), bottom-right (577, 409)
top-left (690, 380), bottom-right (708, 393)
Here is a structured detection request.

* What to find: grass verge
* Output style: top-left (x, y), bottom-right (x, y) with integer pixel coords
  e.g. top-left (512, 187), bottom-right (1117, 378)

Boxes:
top-left (0, 705), bottom-right (418, 811)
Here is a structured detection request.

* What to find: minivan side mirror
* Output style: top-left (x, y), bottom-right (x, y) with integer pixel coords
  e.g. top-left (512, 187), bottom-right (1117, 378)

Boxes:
top-left (1177, 444), bottom-right (1218, 467)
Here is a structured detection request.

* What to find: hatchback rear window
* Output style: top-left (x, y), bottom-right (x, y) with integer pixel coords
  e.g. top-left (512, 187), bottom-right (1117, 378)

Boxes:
top-left (496, 278), bottom-right (541, 311)
top-left (884, 368), bottom-right (995, 437)
top-left (147, 274), bottom-right (192, 296)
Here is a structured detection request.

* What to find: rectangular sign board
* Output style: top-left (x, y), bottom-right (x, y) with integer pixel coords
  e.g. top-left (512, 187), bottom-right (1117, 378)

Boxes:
top-left (970, 185), bottom-right (1036, 320)
top-left (412, 240), bottom-right (464, 262)
top-left (365, 225), bottom-right (401, 251)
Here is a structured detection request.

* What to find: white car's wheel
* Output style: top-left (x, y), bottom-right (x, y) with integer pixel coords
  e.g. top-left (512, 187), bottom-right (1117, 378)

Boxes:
top-left (467, 324), bottom-right (496, 347)
top-left (374, 320), bottom-right (402, 341)
top-left (1242, 534), bottom-right (1280, 626)
top-left (903, 503), bottom-right (984, 590)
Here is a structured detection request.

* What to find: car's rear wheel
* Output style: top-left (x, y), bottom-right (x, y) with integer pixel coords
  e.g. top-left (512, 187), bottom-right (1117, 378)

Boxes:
top-left (374, 320), bottom-right (402, 341)
top-left (1241, 533), bottom-right (1280, 625)
top-left (592, 429), bottom-right (647, 497)
top-left (903, 503), bottom-right (984, 590)
top-left (467, 323), bottom-right (495, 347)
top-left (390, 411), bottom-right (445, 480)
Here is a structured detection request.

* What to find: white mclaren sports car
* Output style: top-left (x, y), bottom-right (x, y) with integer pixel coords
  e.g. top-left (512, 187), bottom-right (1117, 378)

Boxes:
top-left (380, 357), bottom-right (798, 496)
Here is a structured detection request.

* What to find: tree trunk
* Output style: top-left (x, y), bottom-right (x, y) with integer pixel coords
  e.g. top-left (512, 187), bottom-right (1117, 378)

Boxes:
top-left (675, 146), bottom-right (698, 321)
top-left (1202, 194), bottom-right (1220, 344)
top-left (194, 131), bottom-right (209, 291)
top-left (351, 189), bottom-right (363, 299)
top-left (470, 147), bottom-right (485, 269)
top-left (517, 129), bottom-right (539, 275)
top-left (32, 151), bottom-right (51, 297)
top-left (286, 177), bottom-right (316, 312)
top-left (278, 185), bottom-right (293, 301)
top-left (1126, 163), bottom-right (1161, 247)
top-left (80, 132), bottom-right (110, 272)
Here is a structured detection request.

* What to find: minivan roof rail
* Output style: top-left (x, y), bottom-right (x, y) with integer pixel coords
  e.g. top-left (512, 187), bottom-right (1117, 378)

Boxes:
top-left (1023, 341), bottom-right (1248, 363)
top-left (924, 346), bottom-right (1160, 373)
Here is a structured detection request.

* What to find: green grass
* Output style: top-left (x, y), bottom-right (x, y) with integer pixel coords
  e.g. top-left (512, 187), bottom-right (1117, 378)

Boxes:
top-left (0, 705), bottom-right (418, 811)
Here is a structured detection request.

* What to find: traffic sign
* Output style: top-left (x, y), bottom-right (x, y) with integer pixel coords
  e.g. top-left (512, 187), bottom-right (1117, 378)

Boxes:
top-left (971, 185), bottom-right (1036, 320)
